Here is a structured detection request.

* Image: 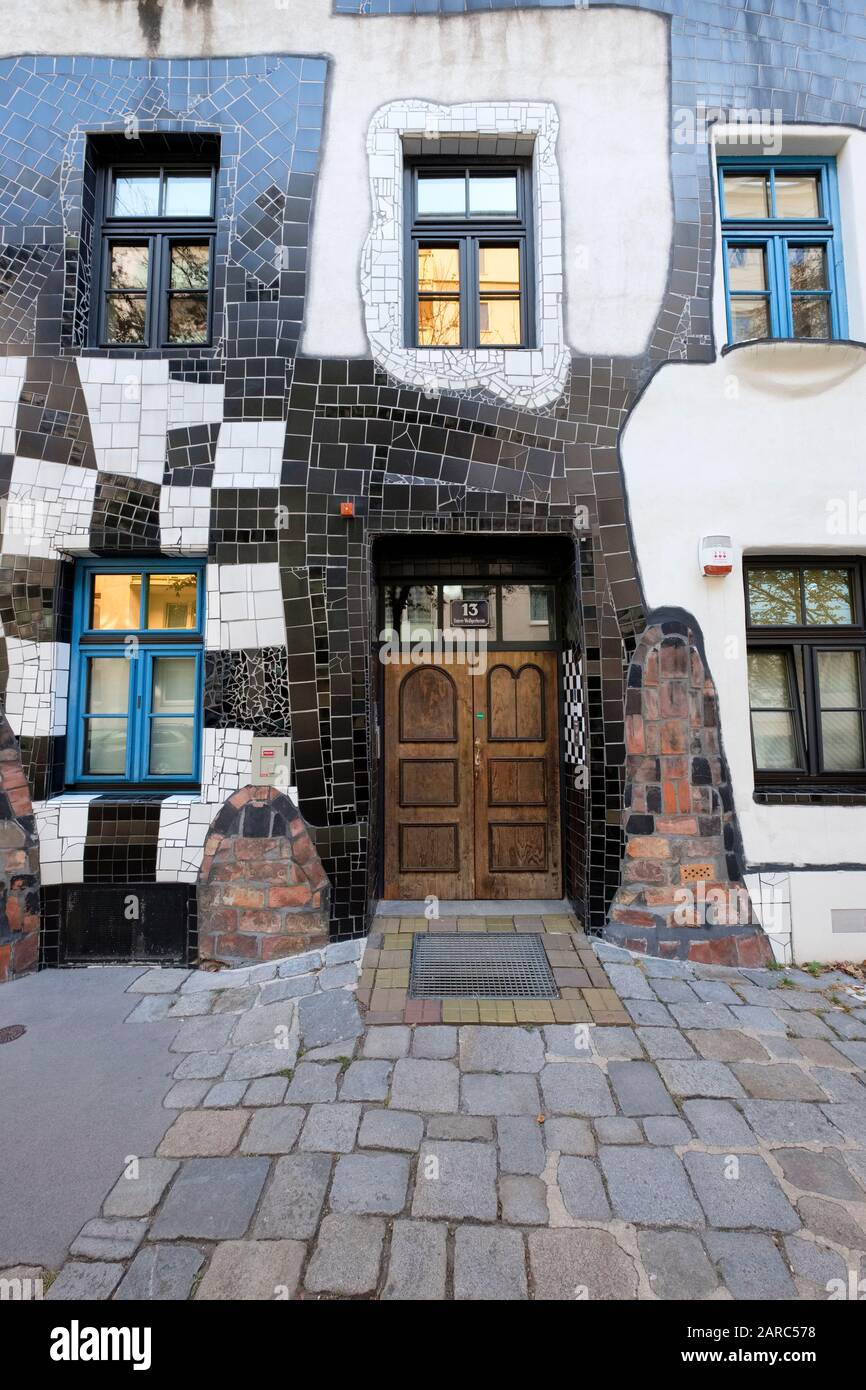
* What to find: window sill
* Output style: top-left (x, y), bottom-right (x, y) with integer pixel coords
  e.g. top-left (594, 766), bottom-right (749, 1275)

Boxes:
top-left (753, 788), bottom-right (866, 807)
top-left (719, 338), bottom-right (866, 396)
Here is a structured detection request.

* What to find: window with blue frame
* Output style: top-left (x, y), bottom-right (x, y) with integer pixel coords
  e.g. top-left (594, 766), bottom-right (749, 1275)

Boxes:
top-left (67, 561), bottom-right (204, 788)
top-left (718, 157), bottom-right (847, 345)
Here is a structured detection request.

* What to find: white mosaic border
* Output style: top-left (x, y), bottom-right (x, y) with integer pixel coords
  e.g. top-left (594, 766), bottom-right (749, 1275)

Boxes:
top-left (361, 100), bottom-right (569, 410)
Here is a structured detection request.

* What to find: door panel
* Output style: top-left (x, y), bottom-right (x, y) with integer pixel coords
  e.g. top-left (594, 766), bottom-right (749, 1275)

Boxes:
top-left (384, 659), bottom-right (474, 898)
top-left (474, 651), bottom-right (561, 898)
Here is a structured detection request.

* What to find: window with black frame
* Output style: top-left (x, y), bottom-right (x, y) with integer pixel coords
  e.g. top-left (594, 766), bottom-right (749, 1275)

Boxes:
top-left (406, 161), bottom-right (533, 349)
top-left (745, 561), bottom-right (866, 786)
top-left (94, 163), bottom-right (216, 349)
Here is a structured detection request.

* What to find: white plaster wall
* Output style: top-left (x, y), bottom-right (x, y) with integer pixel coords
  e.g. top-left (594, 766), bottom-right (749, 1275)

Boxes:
top-left (788, 872), bottom-right (866, 965)
top-left (0, 0), bottom-right (672, 361)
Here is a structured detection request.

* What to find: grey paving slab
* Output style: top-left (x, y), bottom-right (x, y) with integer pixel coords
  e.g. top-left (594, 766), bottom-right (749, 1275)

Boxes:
top-left (809, 1067), bottom-right (865, 1103)
top-left (209, 985), bottom-right (259, 1014)
top-left (240, 1106), bottom-right (305, 1155)
top-left (243, 1077), bottom-right (288, 1107)
top-left (260, 976), bottom-right (316, 1004)
top-left (835, 1040), bottom-right (866, 1066)
top-left (411, 1141), bottom-right (498, 1221)
top-left (411, 1025), bottom-right (457, 1059)
top-left (638, 1230), bottom-right (719, 1301)
top-left (358, 1109), bottom-right (424, 1152)
top-left (528, 1229), bottom-right (639, 1300)
top-left (625, 998), bottom-right (675, 1027)
top-left (543, 1024), bottom-right (594, 1059)
top-left (656, 1059), bottom-right (746, 1099)
top-left (822, 1102), bottom-right (866, 1145)
top-left (102, 1158), bottom-right (179, 1218)
top-left (203, 1080), bottom-right (248, 1108)
top-left (499, 1174), bottom-right (549, 1225)
top-left (647, 978), bottom-right (698, 1004)
top-left (686, 1030), bottom-right (769, 1063)
top-left (588, 1026), bottom-right (643, 1060)
top-left (298, 1103), bottom-right (362, 1153)
top-left (729, 1005), bottom-right (789, 1034)
top-left (224, 1041), bottom-right (296, 1081)
top-left (682, 1100), bottom-right (757, 1149)
top-left (454, 1226), bottom-right (528, 1300)
top-left (669, 1003), bottom-right (738, 1031)
top-left (329, 1153), bottom-right (410, 1215)
top-left (684, 1153), bottom-right (800, 1233)
top-left (796, 1196), bottom-right (866, 1249)
top-left (730, 1062), bottom-right (828, 1102)
top-left (539, 1062), bottom-right (614, 1117)
top-left (497, 1116), bottom-right (545, 1175)
top-left (231, 999), bottom-right (297, 1049)
top-left (173, 1051), bottom-right (230, 1080)
top-left (785, 1235), bottom-right (847, 1294)
top-left (557, 1156), bottom-right (611, 1221)
top-left (542, 1117), bottom-right (595, 1155)
top-left (599, 1146), bottom-right (704, 1228)
top-left (339, 1059), bottom-right (393, 1101)
top-left (706, 1231), bottom-right (798, 1300)
top-left (115, 1244), bottom-right (203, 1301)
top-left (284, 1061), bottom-right (341, 1103)
top-left (391, 1058), bottom-right (459, 1113)
top-left (363, 1026), bottom-right (411, 1059)
top-left (594, 1117), bottom-right (642, 1144)
top-left (45, 1261), bottom-right (124, 1301)
top-left (636, 1027), bottom-right (696, 1060)
top-left (459, 1025), bottom-right (545, 1073)
top-left (151, 1157), bottom-right (269, 1240)
top-left (691, 981), bottom-right (742, 1005)
top-left (319, 963), bottom-right (359, 991)
top-left (608, 1060), bottom-right (677, 1116)
top-left (253, 1153), bottom-right (332, 1240)
top-left (195, 1239), bottom-right (305, 1300)
top-left (461, 1072), bottom-right (541, 1116)
top-left (169, 1014), bottom-right (236, 1054)
top-left (277, 953), bottom-right (322, 977)
top-left (70, 1217), bottom-right (146, 1261)
top-left (326, 940), bottom-right (364, 966)
top-left (126, 994), bottom-right (176, 1023)
top-left (157, 1109), bottom-right (250, 1158)
top-left (382, 1220), bottom-right (448, 1300)
top-left (773, 1148), bottom-right (864, 1200)
top-left (643, 1116), bottom-right (691, 1146)
top-left (305, 1215), bottom-right (386, 1295)
top-left (426, 1114), bottom-right (493, 1141)
top-left (297, 990), bottom-right (364, 1049)
top-left (741, 1101), bottom-right (842, 1146)
top-left (164, 1080), bottom-right (211, 1108)
top-left (605, 964), bottom-right (655, 1000)
top-left (127, 968), bottom-right (190, 995)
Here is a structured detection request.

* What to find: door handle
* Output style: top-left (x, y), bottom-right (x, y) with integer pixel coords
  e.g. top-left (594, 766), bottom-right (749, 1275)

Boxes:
top-left (474, 736), bottom-right (481, 779)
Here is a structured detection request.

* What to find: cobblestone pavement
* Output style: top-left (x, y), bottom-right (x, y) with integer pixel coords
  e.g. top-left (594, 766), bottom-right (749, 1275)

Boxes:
top-left (8, 937), bottom-right (866, 1301)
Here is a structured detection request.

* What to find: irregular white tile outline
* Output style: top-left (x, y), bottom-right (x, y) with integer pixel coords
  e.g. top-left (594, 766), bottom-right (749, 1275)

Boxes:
top-left (361, 100), bottom-right (569, 409)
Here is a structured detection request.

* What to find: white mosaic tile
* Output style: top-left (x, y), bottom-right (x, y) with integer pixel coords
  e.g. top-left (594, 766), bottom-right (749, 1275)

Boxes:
top-left (3, 457), bottom-right (97, 558)
top-left (159, 485), bottom-right (212, 554)
top-left (4, 638), bottom-right (69, 738)
top-left (77, 358), bottom-right (169, 483)
top-left (210, 420), bottom-right (287, 488)
top-left (0, 355), bottom-right (28, 453)
top-left (205, 562), bottom-right (286, 651)
top-left (167, 377), bottom-right (225, 429)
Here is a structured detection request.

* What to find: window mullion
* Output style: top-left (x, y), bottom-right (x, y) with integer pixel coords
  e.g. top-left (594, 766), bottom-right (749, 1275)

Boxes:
top-left (802, 644), bottom-right (820, 777)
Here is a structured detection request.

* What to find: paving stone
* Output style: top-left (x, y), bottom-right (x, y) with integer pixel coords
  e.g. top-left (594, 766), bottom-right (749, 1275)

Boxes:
top-left (782, 1011), bottom-right (834, 1040)
top-left (587, 1026), bottom-right (643, 1060)
top-left (760, 1034), bottom-right (803, 1061)
top-left (785, 1235), bottom-right (848, 1294)
top-left (686, 1030), bottom-right (769, 1063)
top-left (319, 963), bottom-right (359, 991)
top-left (253, 1153), bottom-right (332, 1239)
top-left (243, 1076), bottom-right (288, 1107)
top-left (411, 1025), bottom-right (457, 1059)
top-left (643, 1116), bottom-right (691, 1146)
top-left (684, 1153), bottom-right (800, 1232)
top-left (604, 963), bottom-right (654, 999)
top-left (543, 1117), bottom-right (595, 1155)
top-left (278, 952), bottom-right (322, 977)
top-left (45, 1262), bottom-right (123, 1301)
top-left (298, 1103), bottom-right (362, 1154)
top-left (638, 1230), bottom-right (718, 1301)
top-left (411, 1141), bottom-right (498, 1221)
top-left (203, 1081), bottom-right (248, 1109)
top-left (210, 985), bottom-right (259, 1014)
top-left (497, 1116), bottom-right (545, 1175)
top-left (741, 1101), bottom-right (842, 1145)
top-left (340, 1059), bottom-right (392, 1101)
top-left (454, 1226), bottom-right (528, 1300)
top-left (173, 1052), bottom-right (230, 1081)
top-left (794, 1038), bottom-right (854, 1068)
top-left (625, 998), bottom-right (675, 1026)
top-left (358, 1109), bottom-right (424, 1152)
top-left (705, 1232), bottom-right (797, 1300)
top-left (158, 1109), bottom-right (250, 1157)
top-left (835, 1040), bottom-right (866, 1066)
top-left (103, 1158), bottom-right (179, 1218)
top-left (330, 1153), bottom-right (410, 1215)
top-left (70, 1217), bottom-right (146, 1261)
top-left (642, 957), bottom-right (695, 978)
top-left (809, 1067), bottom-right (865, 1103)
top-left (326, 939), bottom-right (364, 965)
top-left (826, 1017), bottom-right (866, 1043)
top-left (736, 984), bottom-right (785, 1008)
top-left (822, 1101), bottom-right (866, 1145)
top-left (164, 1079), bottom-right (211, 1108)
top-left (539, 1062), bottom-right (614, 1117)
top-left (796, 1196), bottom-right (866, 1248)
top-left (363, 1026), bottom-right (411, 1059)
top-left (260, 975), bottom-right (316, 1004)
top-left (682, 1099), bottom-right (757, 1148)
top-left (126, 994), bottom-right (176, 1022)
top-left (302, 1040), bottom-right (358, 1062)
top-left (669, 1002), bottom-right (737, 1030)
top-left (648, 978), bottom-right (698, 1004)
top-left (196, 1239), bottom-right (305, 1300)
top-left (284, 1061), bottom-right (340, 1103)
top-left (636, 1027), bottom-right (696, 1060)
top-left (461, 1072), bottom-right (540, 1116)
top-left (729, 1005), bottom-right (788, 1034)
top-left (607, 1060), bottom-right (676, 1116)
top-left (240, 1106), bottom-right (305, 1154)
top-left (425, 1114), bottom-right (493, 1141)
top-left (773, 1147), bottom-right (864, 1200)
top-left (528, 1229), bottom-right (639, 1300)
top-left (656, 1059), bottom-right (746, 1099)
top-left (499, 1175), bottom-right (549, 1225)
top-left (459, 1025), bottom-right (545, 1073)
top-left (594, 1117), bottom-right (642, 1144)
top-left (232, 999), bottom-right (297, 1049)
top-left (779, 991), bottom-right (833, 1014)
top-left (594, 941), bottom-right (632, 963)
top-left (691, 980), bottom-right (742, 1005)
top-left (297, 991), bottom-right (364, 1049)
top-left (305, 1215), bottom-right (386, 1295)
top-left (730, 1062), bottom-right (828, 1102)
top-left (224, 1040), bottom-right (297, 1081)
top-left (168, 994), bottom-right (211, 1017)
top-left (152, 1158), bottom-right (269, 1239)
top-left (128, 967), bottom-right (190, 994)
top-left (169, 1014), bottom-right (236, 1054)
top-left (115, 1244), bottom-right (203, 1301)
top-left (391, 1058), bottom-right (459, 1113)
top-left (542, 1024), bottom-right (592, 1059)
top-left (557, 1156), bottom-right (611, 1220)
top-left (382, 1220), bottom-right (447, 1301)
top-left (600, 1147), bottom-right (704, 1228)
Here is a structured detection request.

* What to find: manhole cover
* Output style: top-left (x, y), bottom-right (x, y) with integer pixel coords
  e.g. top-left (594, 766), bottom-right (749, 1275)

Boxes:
top-left (0, 1024), bottom-right (26, 1044)
top-left (409, 933), bottom-right (558, 1000)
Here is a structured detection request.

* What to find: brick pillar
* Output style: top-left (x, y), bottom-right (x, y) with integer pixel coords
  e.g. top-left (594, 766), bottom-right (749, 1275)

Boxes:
top-left (605, 616), bottom-right (773, 967)
top-left (0, 713), bottom-right (40, 983)
top-left (197, 787), bottom-right (329, 967)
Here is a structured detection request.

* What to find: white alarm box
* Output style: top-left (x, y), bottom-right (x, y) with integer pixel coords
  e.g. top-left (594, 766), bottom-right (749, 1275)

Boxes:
top-left (251, 736), bottom-right (292, 789)
top-left (699, 535), bottom-right (734, 577)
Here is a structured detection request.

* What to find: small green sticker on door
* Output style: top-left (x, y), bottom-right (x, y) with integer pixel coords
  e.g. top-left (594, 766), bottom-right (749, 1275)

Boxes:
top-left (476, 712), bottom-right (484, 718)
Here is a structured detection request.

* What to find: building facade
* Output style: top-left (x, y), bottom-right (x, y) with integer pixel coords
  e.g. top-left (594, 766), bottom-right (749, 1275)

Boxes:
top-left (0, 0), bottom-right (865, 981)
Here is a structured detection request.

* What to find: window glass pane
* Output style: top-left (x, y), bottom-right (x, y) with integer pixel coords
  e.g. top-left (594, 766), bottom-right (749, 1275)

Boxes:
top-left (479, 297), bottom-right (521, 346)
top-left (146, 573), bottom-right (198, 629)
top-left (152, 657), bottom-right (196, 713)
top-left (791, 296), bottom-right (830, 339)
top-left (501, 584), bottom-right (554, 641)
top-left (727, 245), bottom-right (766, 292)
top-left (442, 585), bottom-right (496, 640)
top-left (167, 295), bottom-right (208, 344)
top-left (747, 650), bottom-right (792, 708)
top-left (418, 245), bottom-right (459, 292)
top-left (747, 569), bottom-right (801, 625)
top-left (804, 570), bottom-right (853, 625)
top-left (85, 718), bottom-right (128, 775)
top-left (90, 574), bottom-right (142, 629)
top-left (418, 297), bottom-right (460, 346)
top-left (417, 176), bottom-right (465, 216)
top-left (109, 243), bottom-right (149, 289)
top-left (87, 658), bottom-right (130, 714)
top-left (469, 175), bottom-right (518, 216)
top-left (164, 173), bottom-right (213, 217)
top-left (774, 173), bottom-right (820, 219)
top-left (383, 584), bottom-right (438, 641)
top-left (105, 295), bottom-right (147, 345)
top-left (722, 173), bottom-right (768, 217)
top-left (479, 245), bottom-right (520, 291)
top-left (788, 245), bottom-right (827, 292)
top-left (170, 243), bottom-right (210, 290)
top-left (817, 650), bottom-right (861, 709)
top-left (150, 720), bottom-right (195, 776)
top-left (820, 712), bottom-right (864, 771)
top-left (751, 710), bottom-right (799, 769)
top-left (112, 174), bottom-right (159, 217)
top-left (729, 297), bottom-right (769, 343)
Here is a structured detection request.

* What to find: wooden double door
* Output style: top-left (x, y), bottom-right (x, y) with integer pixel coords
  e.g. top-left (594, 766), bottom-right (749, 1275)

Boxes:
top-left (383, 651), bottom-right (561, 900)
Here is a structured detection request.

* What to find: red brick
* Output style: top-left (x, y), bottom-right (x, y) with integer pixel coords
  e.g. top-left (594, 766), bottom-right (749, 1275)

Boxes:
top-left (660, 720), bottom-right (685, 754)
top-left (211, 931), bottom-right (260, 960)
top-left (211, 884), bottom-right (265, 910)
top-left (624, 937), bottom-right (648, 954)
top-left (656, 815), bottom-right (698, 835)
top-left (625, 715), bottom-right (645, 754)
top-left (12, 930), bottom-right (38, 974)
top-left (0, 942), bottom-right (11, 982)
top-left (623, 859), bottom-right (666, 884)
top-left (610, 907), bottom-right (656, 926)
top-left (735, 931), bottom-right (774, 967)
top-left (626, 835), bottom-right (671, 860)
top-left (659, 681), bottom-right (688, 718)
top-left (268, 885), bottom-right (312, 908)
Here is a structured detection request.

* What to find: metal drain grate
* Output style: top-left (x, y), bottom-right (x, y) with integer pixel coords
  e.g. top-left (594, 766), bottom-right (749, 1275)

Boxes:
top-left (409, 933), bottom-right (558, 1000)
